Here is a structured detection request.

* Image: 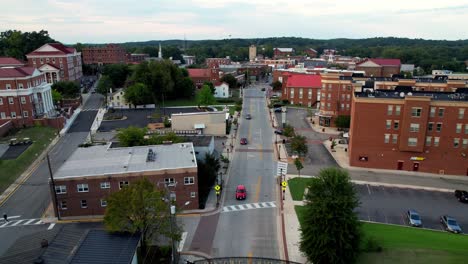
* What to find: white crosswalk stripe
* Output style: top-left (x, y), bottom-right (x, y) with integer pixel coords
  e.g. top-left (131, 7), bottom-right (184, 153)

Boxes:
top-left (81, 108), bottom-right (99, 112)
top-left (0, 218), bottom-right (46, 229)
top-left (222, 201), bottom-right (277, 213)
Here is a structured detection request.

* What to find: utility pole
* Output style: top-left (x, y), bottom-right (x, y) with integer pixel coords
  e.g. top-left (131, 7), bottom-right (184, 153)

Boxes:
top-left (47, 153), bottom-right (60, 220)
top-left (170, 205), bottom-right (177, 264)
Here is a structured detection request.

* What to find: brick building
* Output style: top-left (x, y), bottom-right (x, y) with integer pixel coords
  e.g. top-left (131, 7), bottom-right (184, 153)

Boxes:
top-left (187, 68), bottom-right (221, 88)
top-left (273, 48), bottom-right (294, 58)
top-left (374, 77), bottom-right (466, 92)
top-left (82, 44), bottom-right (127, 65)
top-left (126, 53), bottom-right (149, 63)
top-left (305, 48), bottom-right (318, 58)
top-left (0, 67), bottom-right (55, 127)
top-left (51, 142), bottom-right (199, 219)
top-left (356, 58), bottom-right (401, 77)
top-left (349, 89), bottom-right (468, 176)
top-left (205, 57), bottom-right (231, 68)
top-left (26, 43), bottom-right (83, 83)
top-left (281, 74), bottom-right (321, 107)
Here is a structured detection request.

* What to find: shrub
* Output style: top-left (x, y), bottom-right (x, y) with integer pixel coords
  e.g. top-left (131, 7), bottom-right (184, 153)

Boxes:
top-left (362, 237), bottom-right (383, 252)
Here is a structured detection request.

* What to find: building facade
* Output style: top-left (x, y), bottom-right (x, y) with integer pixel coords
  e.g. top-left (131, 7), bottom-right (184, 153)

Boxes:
top-left (281, 74), bottom-right (321, 107)
top-left (82, 44), bottom-right (127, 65)
top-left (249, 45), bottom-right (257, 61)
top-left (214, 82), bottom-right (229, 98)
top-left (51, 143), bottom-right (199, 218)
top-left (274, 48), bottom-right (294, 58)
top-left (206, 57), bottom-right (231, 68)
top-left (187, 68), bottom-right (221, 88)
top-left (0, 67), bottom-right (55, 127)
top-left (126, 53), bottom-right (149, 63)
top-left (356, 58), bottom-right (401, 77)
top-left (305, 48), bottom-right (318, 58)
top-left (26, 43), bottom-right (83, 83)
top-left (349, 90), bottom-right (468, 176)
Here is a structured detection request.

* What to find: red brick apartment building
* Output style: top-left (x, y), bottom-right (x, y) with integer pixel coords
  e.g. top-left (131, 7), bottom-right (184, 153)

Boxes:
top-left (356, 58), bottom-right (401, 77)
top-left (305, 48), bottom-right (318, 58)
top-left (51, 142), bottom-right (199, 219)
top-left (26, 43), bottom-right (83, 83)
top-left (274, 48), bottom-right (294, 58)
top-left (281, 74), bottom-right (321, 107)
top-left (349, 89), bottom-right (468, 176)
top-left (82, 44), bottom-right (127, 65)
top-left (188, 68), bottom-right (221, 88)
top-left (0, 67), bottom-right (56, 127)
top-left (205, 57), bottom-right (231, 68)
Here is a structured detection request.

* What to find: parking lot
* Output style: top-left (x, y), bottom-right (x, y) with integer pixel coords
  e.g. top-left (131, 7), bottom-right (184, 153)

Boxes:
top-left (356, 184), bottom-right (467, 232)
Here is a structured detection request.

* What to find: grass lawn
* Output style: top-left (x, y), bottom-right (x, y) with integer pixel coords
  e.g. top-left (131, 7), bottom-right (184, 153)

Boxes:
top-left (163, 98), bottom-right (198, 107)
top-left (288, 177), bottom-right (314, 201)
top-left (0, 126), bottom-right (56, 193)
top-left (294, 205), bottom-right (468, 264)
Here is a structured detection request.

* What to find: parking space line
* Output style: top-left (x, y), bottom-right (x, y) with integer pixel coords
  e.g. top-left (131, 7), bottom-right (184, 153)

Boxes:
top-left (367, 184), bottom-right (371, 195)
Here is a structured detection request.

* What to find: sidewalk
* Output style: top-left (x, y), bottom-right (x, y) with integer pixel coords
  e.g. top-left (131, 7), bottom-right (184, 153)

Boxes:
top-left (307, 116), bottom-right (341, 136)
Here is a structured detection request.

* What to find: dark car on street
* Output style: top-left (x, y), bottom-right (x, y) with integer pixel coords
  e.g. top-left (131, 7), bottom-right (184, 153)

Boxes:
top-left (274, 129), bottom-right (283, 135)
top-left (455, 190), bottom-right (468, 203)
top-left (245, 114), bottom-right (252, 120)
top-left (406, 210), bottom-right (422, 227)
top-left (440, 215), bottom-right (462, 233)
top-left (274, 107), bottom-right (283, 113)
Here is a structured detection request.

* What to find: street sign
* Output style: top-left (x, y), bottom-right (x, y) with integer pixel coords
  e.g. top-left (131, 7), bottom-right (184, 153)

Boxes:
top-left (277, 161), bottom-right (288, 176)
top-left (281, 181), bottom-right (288, 187)
top-left (214, 185), bottom-right (221, 191)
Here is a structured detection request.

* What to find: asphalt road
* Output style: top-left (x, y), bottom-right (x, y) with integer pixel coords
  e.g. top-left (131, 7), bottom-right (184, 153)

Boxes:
top-left (188, 83), bottom-right (280, 258)
top-left (356, 184), bottom-right (468, 232)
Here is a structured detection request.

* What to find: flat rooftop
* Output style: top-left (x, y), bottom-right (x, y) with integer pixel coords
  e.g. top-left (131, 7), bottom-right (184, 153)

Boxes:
top-left (54, 143), bottom-right (197, 179)
top-left (355, 90), bottom-right (468, 102)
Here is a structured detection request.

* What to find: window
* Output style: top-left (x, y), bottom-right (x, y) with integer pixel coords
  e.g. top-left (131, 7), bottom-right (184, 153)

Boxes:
top-left (0, 112), bottom-right (5, 119)
top-left (438, 108), bottom-right (445, 117)
top-left (465, 124), bottom-right (468, 134)
top-left (428, 122), bottom-right (433, 132)
top-left (395, 106), bottom-right (401, 116)
top-left (340, 103), bottom-right (344, 110)
top-left (392, 134), bottom-right (398, 144)
top-left (322, 93), bottom-right (326, 100)
top-left (430, 107), bottom-right (436, 117)
top-left (6, 84), bottom-right (11, 90)
top-left (436, 123), bottom-right (442, 132)
top-left (55, 185), bottom-right (67, 194)
top-left (341, 94), bottom-right (345, 101)
top-left (164, 178), bottom-right (175, 185)
top-left (384, 134), bottom-right (390, 143)
top-left (40, 58), bottom-right (43, 64)
top-left (11, 112), bottom-right (16, 118)
top-left (346, 104), bottom-right (350, 110)
top-left (426, 136), bottom-right (432, 146)
top-left (409, 123), bottom-right (420, 132)
top-left (387, 105), bottom-right (393, 115)
top-left (8, 97), bottom-right (14, 104)
top-left (454, 138), bottom-right (460, 148)
top-left (190, 192), bottom-right (196, 198)
top-left (60, 201), bottom-right (67, 210)
top-left (408, 138), bottom-right (418, 147)
top-left (434, 137), bottom-right (440, 147)
top-left (459, 109), bottom-right (465, 119)
top-left (100, 182), bottom-right (110, 189)
top-left (77, 184), bottom-right (89, 192)
top-left (346, 94), bottom-right (351, 100)
top-left (308, 91), bottom-right (312, 99)
top-left (184, 177), bottom-right (195, 185)
top-left (462, 139), bottom-right (468, 149)
top-left (20, 97), bottom-right (26, 104)
top-left (299, 88), bottom-right (303, 99)
top-left (290, 88), bottom-right (294, 98)
top-left (23, 111), bottom-right (28, 117)
top-left (81, 200), bottom-right (88, 208)
top-left (100, 199), bottom-right (107, 207)
top-left (411, 107), bottom-right (422, 117)
top-left (18, 83), bottom-right (23, 89)
top-left (46, 58), bottom-right (49, 63)
top-left (327, 103), bottom-right (331, 109)
top-left (456, 124), bottom-right (462, 133)
top-left (33, 59), bottom-right (36, 65)
top-left (393, 121), bottom-right (399, 130)
top-left (386, 120), bottom-right (392, 129)
top-left (327, 93), bottom-right (331, 99)
top-left (119, 181), bottom-right (129, 189)
top-left (0, 98), bottom-right (2, 105)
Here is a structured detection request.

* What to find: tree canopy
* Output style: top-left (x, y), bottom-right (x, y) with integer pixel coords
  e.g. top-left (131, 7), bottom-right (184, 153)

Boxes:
top-left (117, 126), bottom-right (185, 147)
top-left (96, 75), bottom-right (113, 95)
top-left (196, 84), bottom-right (216, 107)
top-left (51, 81), bottom-right (80, 98)
top-left (0, 30), bottom-right (55, 60)
top-left (300, 167), bottom-right (361, 264)
top-left (334, 115), bottom-right (351, 129)
top-left (101, 63), bottom-right (130, 88)
top-left (272, 81), bottom-right (282, 91)
top-left (290, 134), bottom-right (308, 157)
top-left (124, 83), bottom-right (153, 107)
top-left (220, 74), bottom-right (238, 88)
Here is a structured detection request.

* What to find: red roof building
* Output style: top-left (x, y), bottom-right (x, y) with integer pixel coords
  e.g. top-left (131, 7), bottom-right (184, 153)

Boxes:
top-left (188, 68), bottom-right (221, 88)
top-left (281, 73), bottom-right (321, 107)
top-left (0, 57), bottom-right (25, 67)
top-left (26, 43), bottom-right (83, 83)
top-left (356, 58), bottom-right (401, 77)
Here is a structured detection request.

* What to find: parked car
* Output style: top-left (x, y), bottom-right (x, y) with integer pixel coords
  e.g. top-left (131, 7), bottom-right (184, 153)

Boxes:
top-left (274, 129), bottom-right (283, 135)
top-left (236, 185), bottom-right (247, 200)
top-left (245, 114), bottom-right (252, 120)
top-left (406, 210), bottom-right (422, 227)
top-left (261, 88), bottom-right (266, 91)
top-left (440, 215), bottom-right (463, 233)
top-left (454, 190), bottom-right (468, 203)
top-left (274, 107), bottom-right (283, 113)
top-left (240, 138), bottom-right (248, 145)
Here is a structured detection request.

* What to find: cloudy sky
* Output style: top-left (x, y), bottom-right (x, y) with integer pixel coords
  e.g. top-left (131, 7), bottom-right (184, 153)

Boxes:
top-left (1, 0), bottom-right (468, 43)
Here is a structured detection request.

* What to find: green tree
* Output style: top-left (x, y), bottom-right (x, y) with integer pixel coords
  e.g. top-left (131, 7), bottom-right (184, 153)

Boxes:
top-left (124, 83), bottom-right (152, 107)
top-left (104, 178), bottom-right (181, 255)
top-left (290, 134), bottom-right (308, 157)
top-left (197, 153), bottom-right (220, 208)
top-left (299, 168), bottom-right (361, 264)
top-left (102, 63), bottom-right (130, 88)
top-left (220, 74), bottom-right (238, 88)
top-left (283, 124), bottom-right (295, 137)
top-left (51, 89), bottom-right (62, 105)
top-left (272, 81), bottom-right (282, 91)
top-left (294, 158), bottom-right (304, 177)
top-left (196, 85), bottom-right (216, 107)
top-left (334, 115), bottom-right (351, 129)
top-left (97, 75), bottom-right (113, 95)
top-left (117, 126), bottom-right (147, 147)
top-left (51, 81), bottom-right (80, 98)
top-left (203, 81), bottom-right (215, 94)
top-left (178, 77), bottom-right (195, 98)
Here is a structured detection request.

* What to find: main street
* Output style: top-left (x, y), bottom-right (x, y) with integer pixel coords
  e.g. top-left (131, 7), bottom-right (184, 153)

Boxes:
top-left (0, 93), bottom-right (102, 255)
top-left (188, 83), bottom-right (281, 258)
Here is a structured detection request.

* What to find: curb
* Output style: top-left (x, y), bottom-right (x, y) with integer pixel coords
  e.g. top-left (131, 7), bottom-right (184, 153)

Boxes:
top-left (180, 250), bottom-right (212, 259)
top-left (351, 180), bottom-right (454, 193)
top-left (359, 220), bottom-right (468, 235)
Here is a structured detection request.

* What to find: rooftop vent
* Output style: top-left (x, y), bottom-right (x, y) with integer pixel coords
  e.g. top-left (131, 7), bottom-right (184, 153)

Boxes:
top-left (146, 149), bottom-right (156, 162)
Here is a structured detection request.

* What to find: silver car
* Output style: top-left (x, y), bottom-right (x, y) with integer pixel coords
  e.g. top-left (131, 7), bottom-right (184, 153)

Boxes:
top-left (406, 210), bottom-right (422, 227)
top-left (440, 215), bottom-right (462, 234)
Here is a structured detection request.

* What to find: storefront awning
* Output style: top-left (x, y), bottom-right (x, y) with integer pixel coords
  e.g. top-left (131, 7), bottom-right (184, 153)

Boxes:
top-left (194, 124), bottom-right (206, 129)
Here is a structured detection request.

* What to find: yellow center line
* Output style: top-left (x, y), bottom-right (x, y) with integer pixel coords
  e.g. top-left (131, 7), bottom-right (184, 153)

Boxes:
top-left (254, 176), bottom-right (262, 203)
top-left (247, 251), bottom-right (253, 264)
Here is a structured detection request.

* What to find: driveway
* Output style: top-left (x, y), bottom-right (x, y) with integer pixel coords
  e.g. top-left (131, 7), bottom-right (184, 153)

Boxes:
top-left (356, 184), bottom-right (467, 232)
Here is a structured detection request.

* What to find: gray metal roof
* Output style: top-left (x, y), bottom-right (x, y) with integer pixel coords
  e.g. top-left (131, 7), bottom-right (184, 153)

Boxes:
top-left (54, 143), bottom-right (197, 179)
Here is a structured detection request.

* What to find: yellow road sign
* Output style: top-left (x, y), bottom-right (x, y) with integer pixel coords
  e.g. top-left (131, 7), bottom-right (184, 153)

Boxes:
top-left (214, 185), bottom-right (221, 191)
top-left (282, 186), bottom-right (287, 191)
top-left (281, 181), bottom-right (287, 187)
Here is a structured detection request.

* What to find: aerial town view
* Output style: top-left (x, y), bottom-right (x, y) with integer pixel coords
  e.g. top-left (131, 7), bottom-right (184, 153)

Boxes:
top-left (1, 1), bottom-right (468, 263)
